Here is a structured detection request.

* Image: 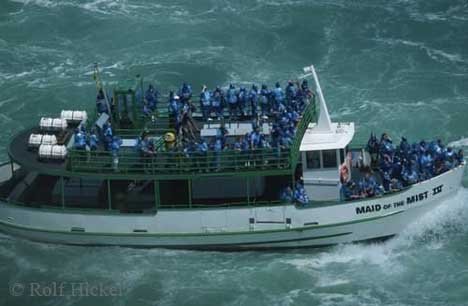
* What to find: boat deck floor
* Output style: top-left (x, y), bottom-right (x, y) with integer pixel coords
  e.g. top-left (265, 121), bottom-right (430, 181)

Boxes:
top-left (9, 128), bottom-right (68, 173)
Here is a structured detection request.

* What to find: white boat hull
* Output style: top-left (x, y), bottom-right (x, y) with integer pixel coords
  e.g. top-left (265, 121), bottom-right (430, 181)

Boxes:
top-left (0, 164), bottom-right (464, 249)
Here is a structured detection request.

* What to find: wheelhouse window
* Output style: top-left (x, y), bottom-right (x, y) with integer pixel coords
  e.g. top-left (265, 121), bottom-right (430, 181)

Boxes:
top-left (306, 151), bottom-right (321, 169)
top-left (322, 149), bottom-right (337, 168)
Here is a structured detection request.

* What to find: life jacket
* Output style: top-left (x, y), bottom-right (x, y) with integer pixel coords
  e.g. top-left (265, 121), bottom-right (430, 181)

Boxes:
top-left (104, 127), bottom-right (113, 138)
top-left (273, 87), bottom-right (284, 102)
top-left (89, 134), bottom-right (98, 148)
top-left (259, 89), bottom-right (269, 105)
top-left (227, 89), bottom-right (237, 104)
top-left (237, 90), bottom-right (246, 103)
top-left (201, 91), bottom-right (211, 106)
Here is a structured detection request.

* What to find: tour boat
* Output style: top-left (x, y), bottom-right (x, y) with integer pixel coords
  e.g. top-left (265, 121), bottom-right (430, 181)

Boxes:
top-left (0, 65), bottom-right (465, 249)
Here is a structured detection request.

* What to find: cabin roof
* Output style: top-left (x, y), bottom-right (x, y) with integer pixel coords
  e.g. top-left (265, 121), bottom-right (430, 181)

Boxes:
top-left (299, 122), bottom-right (354, 151)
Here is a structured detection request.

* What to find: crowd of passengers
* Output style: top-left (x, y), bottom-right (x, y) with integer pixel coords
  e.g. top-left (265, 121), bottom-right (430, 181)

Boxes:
top-left (340, 133), bottom-right (465, 201)
top-left (82, 80), bottom-right (315, 170)
top-left (142, 79), bottom-right (313, 122)
top-left (280, 180), bottom-right (310, 205)
top-left (73, 121), bottom-right (124, 158)
top-left (136, 80), bottom-right (314, 161)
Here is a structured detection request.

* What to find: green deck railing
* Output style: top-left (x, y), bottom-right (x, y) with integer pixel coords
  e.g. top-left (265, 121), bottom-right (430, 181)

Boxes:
top-left (67, 148), bottom-right (292, 178)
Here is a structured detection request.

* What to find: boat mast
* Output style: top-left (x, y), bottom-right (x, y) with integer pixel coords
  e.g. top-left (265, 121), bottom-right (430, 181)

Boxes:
top-left (302, 65), bottom-right (332, 132)
top-left (93, 63), bottom-right (112, 122)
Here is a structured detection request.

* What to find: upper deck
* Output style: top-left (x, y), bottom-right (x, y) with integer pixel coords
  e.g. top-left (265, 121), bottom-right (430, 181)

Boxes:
top-left (7, 75), bottom-right (318, 180)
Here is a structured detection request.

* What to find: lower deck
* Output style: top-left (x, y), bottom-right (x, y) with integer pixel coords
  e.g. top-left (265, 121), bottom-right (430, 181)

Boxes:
top-left (0, 163), bottom-right (463, 249)
top-left (0, 164), bottom-right (294, 212)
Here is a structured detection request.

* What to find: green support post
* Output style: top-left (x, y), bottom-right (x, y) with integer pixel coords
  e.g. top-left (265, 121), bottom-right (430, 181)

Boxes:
top-left (131, 91), bottom-right (138, 128)
top-left (188, 180), bottom-right (192, 208)
top-left (107, 180), bottom-right (112, 210)
top-left (61, 177), bottom-right (65, 209)
top-left (154, 180), bottom-right (160, 210)
top-left (246, 177), bottom-right (250, 206)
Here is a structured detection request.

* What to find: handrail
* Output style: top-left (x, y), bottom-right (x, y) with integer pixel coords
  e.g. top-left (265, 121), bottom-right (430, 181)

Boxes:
top-left (289, 96), bottom-right (317, 169)
top-left (0, 195), bottom-right (285, 211)
top-left (115, 128), bottom-right (174, 137)
top-left (67, 147), bottom-right (292, 177)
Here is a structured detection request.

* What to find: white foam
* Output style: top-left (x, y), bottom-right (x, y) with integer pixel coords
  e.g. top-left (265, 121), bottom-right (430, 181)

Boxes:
top-left (282, 188), bottom-right (468, 277)
top-left (374, 38), bottom-right (466, 64)
top-left (0, 97), bottom-right (16, 108)
top-left (316, 276), bottom-right (350, 288)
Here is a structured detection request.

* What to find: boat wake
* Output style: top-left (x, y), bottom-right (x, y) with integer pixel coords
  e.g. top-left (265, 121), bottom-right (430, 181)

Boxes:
top-left (283, 188), bottom-right (468, 269)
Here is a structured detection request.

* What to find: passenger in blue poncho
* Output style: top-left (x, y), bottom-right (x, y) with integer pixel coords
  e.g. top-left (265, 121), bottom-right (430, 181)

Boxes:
top-left (419, 151), bottom-right (434, 178)
top-left (248, 84), bottom-right (259, 118)
top-left (359, 172), bottom-right (381, 197)
top-left (259, 84), bottom-right (271, 118)
top-left (213, 137), bottom-right (223, 171)
top-left (280, 186), bottom-right (293, 203)
top-left (237, 86), bottom-right (247, 116)
top-left (381, 171), bottom-right (391, 192)
top-left (226, 84), bottom-right (238, 119)
top-left (103, 122), bottom-right (113, 150)
top-left (399, 137), bottom-right (410, 159)
top-left (111, 136), bottom-right (123, 171)
top-left (145, 84), bottom-right (159, 110)
top-left (212, 86), bottom-right (224, 119)
top-left (445, 147), bottom-right (455, 168)
top-left (88, 129), bottom-right (99, 151)
top-left (402, 166), bottom-right (419, 185)
top-left (199, 85), bottom-right (212, 121)
top-left (379, 133), bottom-right (395, 157)
top-left (74, 128), bottom-right (86, 150)
top-left (389, 178), bottom-right (403, 191)
top-left (294, 183), bottom-right (309, 205)
top-left (111, 136), bottom-right (122, 156)
top-left (341, 181), bottom-right (360, 200)
top-left (250, 126), bottom-right (261, 149)
top-left (168, 92), bottom-right (180, 130)
top-left (285, 80), bottom-right (297, 105)
top-left (178, 82), bottom-right (192, 103)
top-left (272, 82), bottom-right (284, 108)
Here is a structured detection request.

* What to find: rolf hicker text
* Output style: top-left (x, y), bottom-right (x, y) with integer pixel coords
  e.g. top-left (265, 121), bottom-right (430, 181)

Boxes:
top-left (9, 281), bottom-right (123, 297)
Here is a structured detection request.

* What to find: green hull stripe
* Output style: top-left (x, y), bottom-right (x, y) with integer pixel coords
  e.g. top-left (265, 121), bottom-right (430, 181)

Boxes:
top-left (0, 209), bottom-right (404, 238)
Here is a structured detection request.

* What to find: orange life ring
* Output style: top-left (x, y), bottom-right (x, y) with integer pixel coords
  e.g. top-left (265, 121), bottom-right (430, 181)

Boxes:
top-left (340, 163), bottom-right (350, 183)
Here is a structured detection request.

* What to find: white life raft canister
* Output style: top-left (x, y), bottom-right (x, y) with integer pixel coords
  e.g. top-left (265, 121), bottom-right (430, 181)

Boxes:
top-left (60, 110), bottom-right (88, 123)
top-left (39, 117), bottom-right (68, 131)
top-left (38, 144), bottom-right (68, 160)
top-left (28, 134), bottom-right (57, 148)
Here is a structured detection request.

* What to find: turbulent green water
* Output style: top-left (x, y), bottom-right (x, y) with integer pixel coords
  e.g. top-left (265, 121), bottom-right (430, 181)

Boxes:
top-left (1, 0), bottom-right (468, 305)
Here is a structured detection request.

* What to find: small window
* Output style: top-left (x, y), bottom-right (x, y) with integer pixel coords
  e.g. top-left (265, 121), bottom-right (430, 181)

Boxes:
top-left (322, 150), bottom-right (337, 168)
top-left (306, 151), bottom-right (321, 169)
